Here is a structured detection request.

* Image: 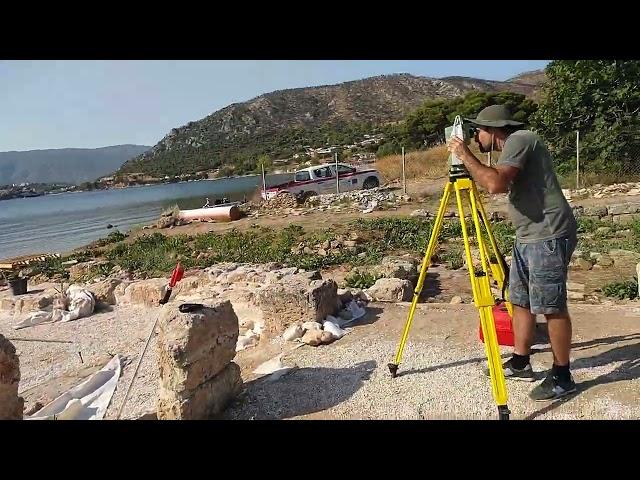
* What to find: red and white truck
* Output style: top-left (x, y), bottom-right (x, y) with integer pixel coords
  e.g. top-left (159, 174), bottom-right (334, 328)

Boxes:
top-left (262, 162), bottom-right (381, 200)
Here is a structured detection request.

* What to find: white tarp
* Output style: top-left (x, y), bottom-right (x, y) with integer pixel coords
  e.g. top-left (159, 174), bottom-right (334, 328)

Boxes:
top-left (27, 355), bottom-right (122, 420)
top-left (14, 285), bottom-right (96, 330)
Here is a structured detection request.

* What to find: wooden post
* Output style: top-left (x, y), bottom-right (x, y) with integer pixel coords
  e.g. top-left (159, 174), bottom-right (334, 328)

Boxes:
top-left (402, 147), bottom-right (407, 194)
top-left (576, 131), bottom-right (580, 189)
top-left (335, 152), bottom-right (340, 194)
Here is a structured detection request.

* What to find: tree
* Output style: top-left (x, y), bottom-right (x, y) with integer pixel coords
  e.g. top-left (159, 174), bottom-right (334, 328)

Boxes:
top-left (376, 91), bottom-right (538, 154)
top-left (530, 60), bottom-right (640, 175)
top-left (257, 154), bottom-right (273, 170)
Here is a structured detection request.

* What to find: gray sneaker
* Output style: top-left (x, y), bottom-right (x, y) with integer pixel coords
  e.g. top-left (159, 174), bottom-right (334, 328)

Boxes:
top-left (484, 358), bottom-right (536, 382)
top-left (529, 372), bottom-right (577, 401)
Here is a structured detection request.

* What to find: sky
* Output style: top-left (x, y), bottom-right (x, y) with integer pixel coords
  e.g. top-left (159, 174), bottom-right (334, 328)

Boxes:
top-left (0, 60), bottom-right (549, 152)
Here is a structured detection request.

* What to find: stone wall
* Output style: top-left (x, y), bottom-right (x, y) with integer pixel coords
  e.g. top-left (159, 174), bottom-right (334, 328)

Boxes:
top-left (0, 334), bottom-right (23, 420)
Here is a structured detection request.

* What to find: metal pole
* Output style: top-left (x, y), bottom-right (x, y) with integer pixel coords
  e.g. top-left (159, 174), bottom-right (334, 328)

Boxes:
top-left (335, 152), bottom-right (340, 194)
top-left (576, 131), bottom-right (580, 189)
top-left (402, 147), bottom-right (407, 194)
top-left (261, 161), bottom-right (267, 197)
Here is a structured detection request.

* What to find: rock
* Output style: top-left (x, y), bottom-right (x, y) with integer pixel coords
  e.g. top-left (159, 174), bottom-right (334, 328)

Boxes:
top-left (595, 254), bottom-right (613, 267)
top-left (0, 298), bottom-right (15, 311)
top-left (583, 206), bottom-right (608, 217)
top-left (156, 216), bottom-right (176, 229)
top-left (612, 214), bottom-right (640, 224)
top-left (595, 226), bottom-right (612, 235)
top-left (365, 278), bottom-right (413, 302)
top-left (156, 300), bottom-right (239, 392)
top-left (568, 291), bottom-right (585, 301)
top-left (450, 295), bottom-right (463, 304)
top-left (320, 331), bottom-right (336, 345)
top-left (173, 272), bottom-right (211, 297)
top-left (255, 276), bottom-right (339, 337)
top-left (89, 278), bottom-right (122, 305)
top-left (343, 240), bottom-right (358, 248)
top-left (69, 261), bottom-right (96, 279)
top-left (567, 282), bottom-right (585, 292)
top-left (569, 257), bottom-right (592, 271)
top-left (317, 248), bottom-right (328, 257)
top-left (13, 289), bottom-right (56, 314)
top-left (609, 249), bottom-right (640, 266)
top-left (0, 335), bottom-right (23, 420)
top-left (301, 329), bottom-right (324, 346)
top-left (378, 256), bottom-right (418, 282)
top-left (157, 362), bottom-right (242, 420)
top-left (607, 203), bottom-right (640, 215)
top-left (236, 332), bottom-right (259, 352)
top-left (114, 281), bottom-right (131, 304)
top-left (410, 209), bottom-right (430, 218)
top-left (283, 324), bottom-right (304, 341)
top-left (122, 278), bottom-right (167, 306)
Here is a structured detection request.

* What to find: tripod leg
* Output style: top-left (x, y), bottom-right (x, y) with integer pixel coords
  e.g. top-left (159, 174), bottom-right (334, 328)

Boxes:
top-left (389, 181), bottom-right (452, 377)
top-left (472, 185), bottom-right (512, 315)
top-left (465, 183), bottom-right (510, 419)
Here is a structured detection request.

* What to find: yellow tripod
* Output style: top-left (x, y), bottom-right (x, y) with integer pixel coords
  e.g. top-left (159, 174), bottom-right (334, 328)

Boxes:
top-left (388, 174), bottom-right (513, 420)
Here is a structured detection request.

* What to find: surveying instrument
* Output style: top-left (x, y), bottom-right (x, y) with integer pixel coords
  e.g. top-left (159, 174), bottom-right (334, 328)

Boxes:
top-left (388, 116), bottom-right (514, 420)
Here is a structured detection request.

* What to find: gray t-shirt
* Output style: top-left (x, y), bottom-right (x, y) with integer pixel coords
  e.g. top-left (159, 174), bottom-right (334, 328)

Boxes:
top-left (497, 130), bottom-right (577, 243)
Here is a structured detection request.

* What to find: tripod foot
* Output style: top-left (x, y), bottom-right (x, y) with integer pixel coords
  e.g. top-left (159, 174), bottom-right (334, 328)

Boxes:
top-left (388, 363), bottom-right (399, 378)
top-left (498, 405), bottom-right (510, 421)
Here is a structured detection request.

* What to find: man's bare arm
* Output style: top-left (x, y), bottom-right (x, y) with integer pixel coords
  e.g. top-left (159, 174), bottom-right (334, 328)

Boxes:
top-left (448, 137), bottom-right (519, 194)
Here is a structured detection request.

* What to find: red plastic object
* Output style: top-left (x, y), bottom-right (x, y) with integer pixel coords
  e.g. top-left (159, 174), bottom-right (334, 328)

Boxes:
top-left (479, 303), bottom-right (515, 347)
top-left (168, 263), bottom-right (184, 288)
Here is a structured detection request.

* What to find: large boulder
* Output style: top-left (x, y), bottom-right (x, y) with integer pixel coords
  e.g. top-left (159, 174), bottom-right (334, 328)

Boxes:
top-left (157, 362), bottom-right (242, 420)
top-left (156, 300), bottom-right (239, 392)
top-left (255, 274), bottom-right (339, 337)
top-left (366, 278), bottom-right (413, 302)
top-left (12, 289), bottom-right (57, 314)
top-left (376, 256), bottom-right (419, 283)
top-left (121, 278), bottom-right (167, 306)
top-left (89, 278), bottom-right (123, 306)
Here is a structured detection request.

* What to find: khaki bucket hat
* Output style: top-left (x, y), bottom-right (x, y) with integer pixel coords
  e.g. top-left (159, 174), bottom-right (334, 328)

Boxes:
top-left (465, 104), bottom-right (525, 128)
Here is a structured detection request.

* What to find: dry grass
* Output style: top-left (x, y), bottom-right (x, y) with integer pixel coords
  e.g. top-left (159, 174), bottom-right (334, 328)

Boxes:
top-left (375, 144), bottom-right (490, 183)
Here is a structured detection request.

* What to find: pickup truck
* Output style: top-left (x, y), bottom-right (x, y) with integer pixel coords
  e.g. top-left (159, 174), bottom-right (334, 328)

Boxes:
top-left (262, 162), bottom-right (381, 200)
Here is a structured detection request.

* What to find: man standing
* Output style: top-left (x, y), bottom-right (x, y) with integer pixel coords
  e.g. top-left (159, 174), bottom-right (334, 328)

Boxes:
top-left (447, 104), bottom-right (578, 401)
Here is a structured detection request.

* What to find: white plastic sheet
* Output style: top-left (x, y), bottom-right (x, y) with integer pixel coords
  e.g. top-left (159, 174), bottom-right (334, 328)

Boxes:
top-left (14, 286), bottom-right (96, 330)
top-left (27, 355), bottom-right (123, 420)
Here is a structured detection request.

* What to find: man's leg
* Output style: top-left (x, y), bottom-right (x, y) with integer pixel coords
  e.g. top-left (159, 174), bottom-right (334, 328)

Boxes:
top-left (485, 242), bottom-right (536, 381)
top-left (513, 304), bottom-right (536, 356)
top-left (546, 312), bottom-right (572, 366)
top-left (528, 236), bottom-right (577, 401)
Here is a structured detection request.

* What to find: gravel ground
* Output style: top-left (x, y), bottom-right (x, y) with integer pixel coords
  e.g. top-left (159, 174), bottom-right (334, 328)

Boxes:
top-left (3, 300), bottom-right (640, 421)
top-left (224, 303), bottom-right (640, 421)
top-left (0, 304), bottom-right (161, 420)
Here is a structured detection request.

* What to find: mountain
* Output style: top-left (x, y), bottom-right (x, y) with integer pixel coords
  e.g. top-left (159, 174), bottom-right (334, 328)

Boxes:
top-left (0, 145), bottom-right (151, 185)
top-left (118, 71), bottom-right (546, 177)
